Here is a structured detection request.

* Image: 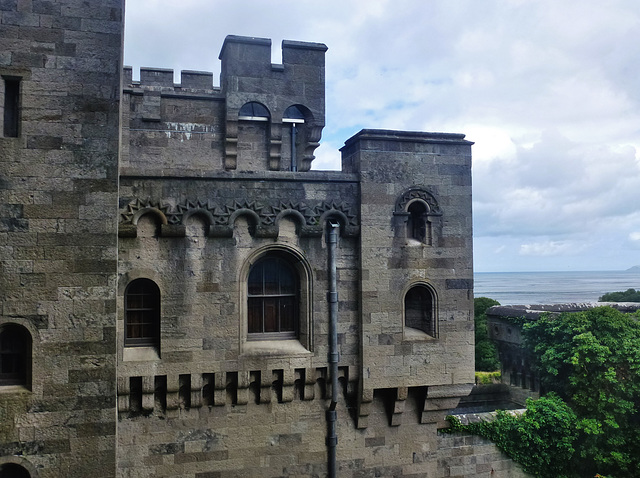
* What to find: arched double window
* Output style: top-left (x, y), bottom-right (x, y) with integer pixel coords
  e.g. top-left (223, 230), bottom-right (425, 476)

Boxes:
top-left (404, 285), bottom-right (437, 337)
top-left (0, 323), bottom-right (31, 387)
top-left (124, 279), bottom-right (161, 348)
top-left (247, 255), bottom-right (298, 339)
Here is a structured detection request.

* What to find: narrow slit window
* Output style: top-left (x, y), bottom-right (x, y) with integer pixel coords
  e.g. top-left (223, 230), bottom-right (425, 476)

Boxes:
top-left (3, 76), bottom-right (20, 138)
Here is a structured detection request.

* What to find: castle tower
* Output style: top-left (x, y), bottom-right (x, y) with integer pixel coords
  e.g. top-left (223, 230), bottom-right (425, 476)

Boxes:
top-left (0, 1), bottom-right (123, 476)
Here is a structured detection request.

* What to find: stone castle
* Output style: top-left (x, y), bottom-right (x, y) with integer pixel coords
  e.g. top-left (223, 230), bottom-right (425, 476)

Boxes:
top-left (0, 2), bottom-right (527, 477)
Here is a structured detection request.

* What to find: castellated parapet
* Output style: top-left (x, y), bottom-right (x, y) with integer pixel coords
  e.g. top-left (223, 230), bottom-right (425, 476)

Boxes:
top-left (0, 2), bottom-right (530, 476)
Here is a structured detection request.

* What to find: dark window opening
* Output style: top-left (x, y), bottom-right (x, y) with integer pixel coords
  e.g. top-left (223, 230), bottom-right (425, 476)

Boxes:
top-left (248, 256), bottom-right (298, 339)
top-left (125, 279), bottom-right (160, 348)
top-left (0, 324), bottom-right (31, 387)
top-left (3, 76), bottom-right (20, 138)
top-left (238, 101), bottom-right (270, 121)
top-left (405, 286), bottom-right (436, 337)
top-left (0, 463), bottom-right (31, 478)
top-left (407, 201), bottom-right (430, 244)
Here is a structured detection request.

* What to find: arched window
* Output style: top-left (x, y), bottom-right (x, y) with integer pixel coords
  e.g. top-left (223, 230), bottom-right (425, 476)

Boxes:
top-left (407, 201), bottom-right (430, 244)
top-left (0, 463), bottom-right (31, 478)
top-left (0, 324), bottom-right (31, 387)
top-left (238, 101), bottom-right (270, 121)
top-left (125, 279), bottom-right (161, 348)
top-left (248, 256), bottom-right (298, 339)
top-left (404, 285), bottom-right (437, 337)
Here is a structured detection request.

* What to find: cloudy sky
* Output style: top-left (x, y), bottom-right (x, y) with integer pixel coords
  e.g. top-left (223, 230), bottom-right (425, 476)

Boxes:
top-left (124, 0), bottom-right (640, 272)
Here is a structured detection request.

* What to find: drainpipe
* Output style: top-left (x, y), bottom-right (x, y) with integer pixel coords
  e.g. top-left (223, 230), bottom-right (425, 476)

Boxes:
top-left (291, 123), bottom-right (297, 172)
top-left (326, 220), bottom-right (340, 478)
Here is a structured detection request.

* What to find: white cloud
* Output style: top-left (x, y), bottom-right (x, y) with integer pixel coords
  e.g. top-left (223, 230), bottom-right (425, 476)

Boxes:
top-left (124, 0), bottom-right (640, 271)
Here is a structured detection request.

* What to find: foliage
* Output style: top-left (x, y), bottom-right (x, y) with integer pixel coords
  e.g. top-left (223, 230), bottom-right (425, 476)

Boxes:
top-left (447, 394), bottom-right (579, 478)
top-left (474, 297), bottom-right (501, 371)
top-left (598, 288), bottom-right (640, 302)
top-left (522, 307), bottom-right (640, 477)
top-left (475, 371), bottom-right (501, 384)
top-left (451, 305), bottom-right (640, 477)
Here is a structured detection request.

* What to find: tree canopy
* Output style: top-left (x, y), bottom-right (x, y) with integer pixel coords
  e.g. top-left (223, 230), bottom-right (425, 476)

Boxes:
top-left (598, 288), bottom-right (640, 302)
top-left (474, 297), bottom-right (500, 371)
top-left (452, 305), bottom-right (640, 478)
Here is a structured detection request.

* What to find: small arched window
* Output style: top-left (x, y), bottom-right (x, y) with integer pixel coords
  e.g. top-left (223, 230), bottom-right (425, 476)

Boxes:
top-left (404, 285), bottom-right (437, 337)
top-left (0, 324), bottom-right (31, 387)
top-left (125, 279), bottom-right (161, 348)
top-left (238, 102), bottom-right (270, 121)
top-left (248, 256), bottom-right (298, 339)
top-left (0, 463), bottom-right (31, 478)
top-left (407, 201), bottom-right (430, 243)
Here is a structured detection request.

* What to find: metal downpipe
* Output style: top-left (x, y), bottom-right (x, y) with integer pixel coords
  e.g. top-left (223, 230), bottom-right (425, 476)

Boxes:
top-left (326, 220), bottom-right (340, 478)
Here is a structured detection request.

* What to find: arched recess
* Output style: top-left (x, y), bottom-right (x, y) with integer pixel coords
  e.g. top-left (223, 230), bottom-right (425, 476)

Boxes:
top-left (393, 187), bottom-right (443, 245)
top-left (0, 322), bottom-right (32, 389)
top-left (282, 104), bottom-right (317, 172)
top-left (239, 245), bottom-right (313, 354)
top-left (403, 282), bottom-right (438, 338)
top-left (237, 101), bottom-right (271, 171)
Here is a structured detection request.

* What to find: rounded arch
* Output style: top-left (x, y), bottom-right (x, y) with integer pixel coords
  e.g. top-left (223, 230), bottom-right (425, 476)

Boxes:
top-left (0, 456), bottom-right (38, 478)
top-left (238, 101), bottom-right (270, 121)
top-left (394, 187), bottom-right (441, 214)
top-left (0, 322), bottom-right (32, 388)
top-left (181, 208), bottom-right (215, 228)
top-left (283, 104), bottom-right (313, 124)
top-left (131, 207), bottom-right (168, 226)
top-left (403, 281), bottom-right (438, 338)
top-left (239, 245), bottom-right (313, 351)
top-left (275, 209), bottom-right (306, 235)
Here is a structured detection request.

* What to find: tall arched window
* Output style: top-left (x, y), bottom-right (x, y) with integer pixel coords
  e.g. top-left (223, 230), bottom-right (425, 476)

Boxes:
top-left (404, 285), bottom-right (437, 337)
top-left (125, 279), bottom-right (161, 348)
top-left (248, 256), bottom-right (298, 339)
top-left (0, 324), bottom-right (31, 387)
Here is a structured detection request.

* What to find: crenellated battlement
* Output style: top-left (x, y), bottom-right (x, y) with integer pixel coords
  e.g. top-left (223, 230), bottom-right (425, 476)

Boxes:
top-left (123, 66), bottom-right (219, 91)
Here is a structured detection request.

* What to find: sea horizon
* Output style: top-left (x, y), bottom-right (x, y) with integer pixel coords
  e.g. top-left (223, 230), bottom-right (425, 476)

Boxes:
top-left (473, 269), bottom-right (640, 305)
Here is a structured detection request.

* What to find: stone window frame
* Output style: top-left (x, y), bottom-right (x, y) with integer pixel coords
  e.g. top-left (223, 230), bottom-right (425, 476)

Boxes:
top-left (239, 244), bottom-right (313, 357)
top-left (0, 322), bottom-right (32, 389)
top-left (393, 187), bottom-right (442, 246)
top-left (403, 282), bottom-right (439, 340)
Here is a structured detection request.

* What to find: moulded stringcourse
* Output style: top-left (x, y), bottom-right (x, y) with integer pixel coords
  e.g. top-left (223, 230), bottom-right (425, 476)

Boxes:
top-left (118, 197), bottom-right (359, 238)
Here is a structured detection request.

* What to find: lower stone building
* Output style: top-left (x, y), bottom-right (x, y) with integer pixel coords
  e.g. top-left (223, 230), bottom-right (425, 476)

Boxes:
top-left (0, 1), bottom-right (528, 476)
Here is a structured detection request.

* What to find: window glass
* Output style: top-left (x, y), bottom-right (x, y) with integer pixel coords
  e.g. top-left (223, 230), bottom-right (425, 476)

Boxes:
top-left (125, 279), bottom-right (160, 347)
top-left (247, 256), bottom-right (298, 338)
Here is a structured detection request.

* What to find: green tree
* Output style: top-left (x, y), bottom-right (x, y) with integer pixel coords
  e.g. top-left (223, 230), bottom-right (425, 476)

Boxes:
top-left (598, 288), bottom-right (640, 302)
top-left (449, 393), bottom-right (579, 478)
top-left (474, 297), bottom-right (500, 371)
top-left (523, 307), bottom-right (640, 477)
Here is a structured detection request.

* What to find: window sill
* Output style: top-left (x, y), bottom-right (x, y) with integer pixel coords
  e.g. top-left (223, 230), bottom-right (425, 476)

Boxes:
top-left (0, 384), bottom-right (30, 394)
top-left (241, 339), bottom-right (311, 357)
top-left (403, 327), bottom-right (437, 341)
top-left (123, 346), bottom-right (160, 362)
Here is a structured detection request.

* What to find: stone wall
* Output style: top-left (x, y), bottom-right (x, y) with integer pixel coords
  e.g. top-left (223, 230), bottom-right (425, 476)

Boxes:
top-left (0, 1), bottom-right (534, 475)
top-left (0, 0), bottom-right (123, 476)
